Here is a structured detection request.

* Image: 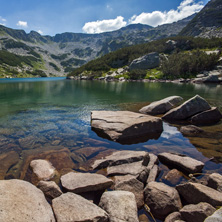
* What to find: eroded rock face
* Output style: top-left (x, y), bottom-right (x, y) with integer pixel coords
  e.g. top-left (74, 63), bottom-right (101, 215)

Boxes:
top-left (144, 181), bottom-right (182, 220)
top-left (139, 96), bottom-right (183, 115)
top-left (129, 52), bottom-right (160, 70)
top-left (37, 181), bottom-right (62, 199)
top-left (61, 172), bottom-right (113, 193)
top-left (0, 179), bottom-right (55, 222)
top-left (191, 107), bottom-right (222, 125)
top-left (158, 152), bottom-right (204, 174)
top-left (30, 159), bottom-right (55, 181)
top-left (92, 150), bottom-right (149, 170)
top-left (91, 111), bottom-right (163, 144)
top-left (176, 182), bottom-right (222, 207)
top-left (180, 202), bottom-right (216, 222)
top-left (114, 177), bottom-right (144, 209)
top-left (52, 192), bottom-right (109, 222)
top-left (99, 190), bottom-right (139, 222)
top-left (162, 95), bottom-right (211, 120)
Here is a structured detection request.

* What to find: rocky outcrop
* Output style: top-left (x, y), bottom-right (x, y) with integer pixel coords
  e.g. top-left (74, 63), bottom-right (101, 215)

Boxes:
top-left (176, 182), bottom-right (222, 207)
top-left (205, 207), bottom-right (222, 222)
top-left (91, 111), bottom-right (163, 144)
top-left (191, 107), bottom-right (222, 125)
top-left (37, 181), bottom-right (62, 199)
top-left (114, 177), bottom-right (144, 209)
top-left (180, 202), bottom-right (216, 222)
top-left (61, 172), bottom-right (113, 193)
top-left (207, 173), bottom-right (222, 192)
top-left (52, 192), bottom-right (109, 222)
top-left (129, 52), bottom-right (160, 71)
top-left (0, 179), bottom-right (55, 222)
top-left (99, 191), bottom-right (139, 222)
top-left (30, 159), bottom-right (55, 181)
top-left (162, 95), bottom-right (211, 121)
top-left (144, 181), bottom-right (182, 220)
top-left (158, 152), bottom-right (204, 174)
top-left (139, 96), bottom-right (183, 115)
top-left (92, 150), bottom-right (149, 170)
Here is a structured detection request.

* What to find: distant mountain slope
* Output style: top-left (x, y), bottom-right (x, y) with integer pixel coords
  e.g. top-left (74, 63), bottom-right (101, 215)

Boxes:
top-left (0, 15), bottom-right (193, 78)
top-left (180, 0), bottom-right (222, 38)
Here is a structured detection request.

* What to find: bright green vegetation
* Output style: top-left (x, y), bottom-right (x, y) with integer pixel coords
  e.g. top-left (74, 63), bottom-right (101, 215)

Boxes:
top-left (68, 36), bottom-right (222, 80)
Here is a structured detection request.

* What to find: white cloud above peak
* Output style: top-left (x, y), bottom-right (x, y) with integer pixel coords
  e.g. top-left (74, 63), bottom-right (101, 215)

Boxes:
top-left (17, 21), bottom-right (28, 28)
top-left (82, 16), bottom-right (127, 34)
top-left (129, 0), bottom-right (204, 27)
top-left (0, 16), bottom-right (7, 26)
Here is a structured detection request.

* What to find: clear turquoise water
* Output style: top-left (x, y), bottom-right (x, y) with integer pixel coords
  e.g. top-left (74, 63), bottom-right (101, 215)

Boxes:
top-left (0, 77), bottom-right (222, 179)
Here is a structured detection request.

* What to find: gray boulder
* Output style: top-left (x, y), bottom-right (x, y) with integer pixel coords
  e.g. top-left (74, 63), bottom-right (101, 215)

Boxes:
top-left (144, 181), bottom-right (182, 220)
top-left (180, 125), bottom-right (204, 137)
top-left (139, 96), bottom-right (183, 115)
top-left (162, 95), bottom-right (211, 120)
top-left (52, 192), bottom-right (108, 222)
top-left (164, 169), bottom-right (183, 186)
top-left (176, 182), bottom-right (222, 207)
top-left (91, 111), bottom-right (163, 144)
top-left (207, 173), bottom-right (222, 192)
top-left (164, 212), bottom-right (182, 222)
top-left (30, 159), bottom-right (55, 181)
top-left (37, 181), bottom-right (62, 199)
top-left (191, 107), bottom-right (222, 125)
top-left (0, 179), bottom-right (55, 222)
top-left (180, 202), bottom-right (216, 222)
top-left (99, 190), bottom-right (139, 222)
top-left (205, 207), bottom-right (222, 222)
top-left (129, 52), bottom-right (160, 71)
top-left (61, 172), bottom-right (113, 193)
top-left (147, 165), bottom-right (159, 183)
top-left (114, 177), bottom-right (144, 209)
top-left (92, 150), bottom-right (149, 170)
top-left (158, 152), bottom-right (204, 174)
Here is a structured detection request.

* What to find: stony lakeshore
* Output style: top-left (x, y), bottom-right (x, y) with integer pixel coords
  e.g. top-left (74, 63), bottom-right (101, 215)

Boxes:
top-left (0, 95), bottom-right (222, 222)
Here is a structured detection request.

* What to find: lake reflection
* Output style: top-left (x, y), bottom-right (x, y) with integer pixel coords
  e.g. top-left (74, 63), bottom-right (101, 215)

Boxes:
top-left (0, 78), bottom-right (222, 180)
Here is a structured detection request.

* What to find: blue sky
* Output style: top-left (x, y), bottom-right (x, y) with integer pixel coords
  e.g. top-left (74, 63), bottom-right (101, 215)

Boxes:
top-left (0, 0), bottom-right (210, 36)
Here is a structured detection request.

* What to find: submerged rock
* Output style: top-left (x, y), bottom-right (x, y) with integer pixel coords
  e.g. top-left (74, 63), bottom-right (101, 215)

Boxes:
top-left (52, 192), bottom-right (109, 222)
top-left (176, 182), bottom-right (222, 207)
top-left (0, 179), bottom-right (55, 222)
top-left (99, 190), bottom-right (139, 222)
top-left (191, 107), bottom-right (222, 125)
top-left (180, 125), bottom-right (204, 137)
top-left (91, 111), bottom-right (163, 144)
top-left (139, 96), bottom-right (183, 115)
top-left (144, 181), bottom-right (182, 220)
top-left (92, 150), bottom-right (149, 170)
top-left (30, 159), bottom-right (55, 181)
top-left (162, 95), bottom-right (211, 121)
top-left (180, 202), bottom-right (216, 222)
top-left (158, 152), bottom-right (204, 174)
top-left (61, 172), bottom-right (113, 193)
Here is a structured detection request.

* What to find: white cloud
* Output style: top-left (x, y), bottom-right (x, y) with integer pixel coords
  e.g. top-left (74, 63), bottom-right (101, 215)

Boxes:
top-left (37, 30), bottom-right (43, 35)
top-left (129, 0), bottom-right (204, 27)
top-left (82, 16), bottom-right (127, 34)
top-left (0, 16), bottom-right (6, 26)
top-left (17, 21), bottom-right (28, 28)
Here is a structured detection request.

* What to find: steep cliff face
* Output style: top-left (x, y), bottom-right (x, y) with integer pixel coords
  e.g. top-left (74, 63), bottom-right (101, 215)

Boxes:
top-left (0, 15), bottom-right (194, 78)
top-left (180, 0), bottom-right (222, 38)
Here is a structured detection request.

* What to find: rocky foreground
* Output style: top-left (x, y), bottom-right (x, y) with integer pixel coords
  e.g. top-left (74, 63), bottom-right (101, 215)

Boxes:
top-left (1, 150), bottom-right (222, 222)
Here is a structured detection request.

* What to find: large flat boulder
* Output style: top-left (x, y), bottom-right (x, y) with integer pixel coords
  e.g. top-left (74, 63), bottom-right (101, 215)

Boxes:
top-left (162, 95), bottom-right (211, 120)
top-left (176, 182), bottom-right (222, 207)
top-left (91, 111), bottom-right (163, 144)
top-left (52, 192), bottom-right (108, 222)
top-left (139, 96), bottom-right (183, 115)
top-left (92, 150), bottom-right (149, 170)
top-left (180, 202), bottom-right (216, 222)
top-left (0, 179), bottom-right (55, 222)
top-left (191, 107), bottom-right (222, 125)
top-left (99, 191), bottom-right (139, 222)
top-left (61, 172), bottom-right (113, 193)
top-left (158, 152), bottom-right (204, 174)
top-left (129, 52), bottom-right (160, 70)
top-left (144, 181), bottom-right (182, 220)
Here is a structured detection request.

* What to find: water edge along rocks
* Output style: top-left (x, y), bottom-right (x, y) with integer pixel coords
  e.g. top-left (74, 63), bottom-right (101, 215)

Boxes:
top-left (91, 111), bottom-right (163, 144)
